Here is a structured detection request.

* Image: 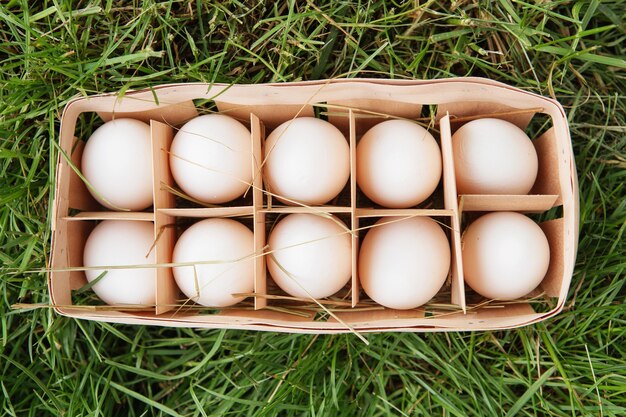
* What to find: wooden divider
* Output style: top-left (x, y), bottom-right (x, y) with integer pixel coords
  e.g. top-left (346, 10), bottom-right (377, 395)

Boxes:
top-left (355, 208), bottom-right (454, 218)
top-left (159, 207), bottom-right (254, 217)
top-left (251, 114), bottom-right (267, 310)
top-left (262, 206), bottom-right (352, 214)
top-left (151, 120), bottom-right (178, 315)
top-left (459, 194), bottom-right (559, 213)
top-left (439, 114), bottom-right (466, 312)
top-left (349, 110), bottom-right (360, 306)
top-left (64, 212), bottom-right (154, 221)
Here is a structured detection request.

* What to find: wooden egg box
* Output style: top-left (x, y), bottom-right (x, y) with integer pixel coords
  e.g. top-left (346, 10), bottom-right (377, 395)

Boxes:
top-left (50, 78), bottom-right (578, 332)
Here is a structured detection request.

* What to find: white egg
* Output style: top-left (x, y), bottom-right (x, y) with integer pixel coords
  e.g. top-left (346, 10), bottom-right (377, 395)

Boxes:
top-left (267, 213), bottom-right (352, 299)
top-left (172, 218), bottom-right (254, 307)
top-left (264, 117), bottom-right (350, 205)
top-left (357, 120), bottom-right (442, 208)
top-left (170, 114), bottom-right (253, 204)
top-left (452, 118), bottom-right (538, 194)
top-left (358, 217), bottom-right (450, 309)
top-left (462, 212), bottom-right (550, 300)
top-left (81, 119), bottom-right (153, 211)
top-left (83, 220), bottom-right (156, 305)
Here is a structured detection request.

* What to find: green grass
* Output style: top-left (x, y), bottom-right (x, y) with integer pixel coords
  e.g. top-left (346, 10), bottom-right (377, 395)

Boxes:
top-left (1, 0), bottom-right (625, 415)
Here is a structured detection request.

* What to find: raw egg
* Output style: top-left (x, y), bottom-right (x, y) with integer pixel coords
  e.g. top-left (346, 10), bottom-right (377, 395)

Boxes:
top-left (83, 220), bottom-right (156, 305)
top-left (81, 118), bottom-right (153, 211)
top-left (267, 213), bottom-right (352, 299)
top-left (172, 218), bottom-right (254, 307)
top-left (357, 120), bottom-right (442, 208)
top-left (452, 118), bottom-right (538, 194)
top-left (264, 117), bottom-right (350, 205)
top-left (358, 216), bottom-right (450, 309)
top-left (462, 212), bottom-right (550, 300)
top-left (169, 114), bottom-right (253, 204)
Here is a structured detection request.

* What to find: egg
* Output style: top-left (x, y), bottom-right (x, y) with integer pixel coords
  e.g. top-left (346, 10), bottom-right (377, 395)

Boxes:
top-left (358, 216), bottom-right (450, 309)
top-left (83, 220), bottom-right (156, 305)
top-left (462, 212), bottom-right (550, 300)
top-left (172, 218), bottom-right (254, 307)
top-left (81, 118), bottom-right (153, 211)
top-left (169, 114), bottom-right (253, 204)
top-left (267, 213), bottom-right (352, 299)
top-left (357, 120), bottom-right (442, 208)
top-left (452, 118), bottom-right (538, 194)
top-left (264, 117), bottom-right (350, 205)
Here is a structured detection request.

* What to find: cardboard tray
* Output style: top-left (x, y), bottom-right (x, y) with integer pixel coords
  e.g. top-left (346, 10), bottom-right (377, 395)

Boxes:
top-left (49, 78), bottom-right (579, 333)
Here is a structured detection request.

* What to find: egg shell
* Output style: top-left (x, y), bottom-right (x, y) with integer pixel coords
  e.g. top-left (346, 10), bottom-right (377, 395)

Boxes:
top-left (83, 220), bottom-right (156, 305)
top-left (267, 213), bottom-right (352, 299)
top-left (172, 218), bottom-right (254, 307)
top-left (452, 118), bottom-right (538, 194)
top-left (264, 117), bottom-right (350, 205)
top-left (358, 216), bottom-right (451, 309)
top-left (356, 120), bottom-right (442, 208)
top-left (169, 114), bottom-right (253, 204)
top-left (81, 119), bottom-right (153, 211)
top-left (462, 212), bottom-right (550, 300)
